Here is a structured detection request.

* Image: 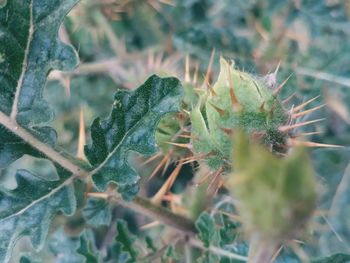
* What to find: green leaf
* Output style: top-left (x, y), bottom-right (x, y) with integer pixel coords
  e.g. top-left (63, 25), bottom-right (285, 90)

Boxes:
top-left (145, 236), bottom-right (157, 253)
top-left (162, 245), bottom-right (180, 262)
top-left (49, 228), bottom-right (99, 263)
top-left (0, 125), bottom-right (57, 168)
top-left (312, 253), bottom-right (350, 263)
top-left (197, 252), bottom-right (220, 263)
top-left (77, 233), bottom-right (99, 263)
top-left (49, 228), bottom-right (84, 263)
top-left (226, 131), bottom-right (316, 239)
top-left (85, 75), bottom-right (183, 200)
top-left (0, 166), bottom-right (76, 263)
top-left (115, 220), bottom-right (139, 263)
top-left (19, 255), bottom-right (41, 263)
top-left (0, 1), bottom-right (79, 262)
top-left (49, 228), bottom-right (100, 263)
top-left (195, 212), bottom-right (219, 248)
top-left (82, 197), bottom-right (112, 226)
top-left (0, 0), bottom-right (78, 125)
top-left (0, 0), bottom-right (79, 167)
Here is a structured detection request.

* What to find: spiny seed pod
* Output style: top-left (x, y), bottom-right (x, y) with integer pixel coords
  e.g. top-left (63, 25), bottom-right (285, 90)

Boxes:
top-left (191, 57), bottom-right (290, 171)
top-left (154, 55), bottom-right (334, 180)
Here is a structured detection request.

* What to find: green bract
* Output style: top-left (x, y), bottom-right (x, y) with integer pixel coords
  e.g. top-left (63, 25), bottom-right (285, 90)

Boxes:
top-left (227, 132), bottom-right (316, 240)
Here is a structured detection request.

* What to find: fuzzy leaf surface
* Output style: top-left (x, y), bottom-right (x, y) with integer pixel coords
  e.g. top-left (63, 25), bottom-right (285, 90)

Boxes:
top-left (0, 0), bottom-right (78, 125)
top-left (49, 228), bottom-right (99, 263)
top-left (0, 167), bottom-right (76, 263)
top-left (195, 212), bottom-right (220, 248)
top-left (0, 0), bottom-right (78, 167)
top-left (85, 75), bottom-right (183, 200)
top-left (82, 197), bottom-right (112, 227)
top-left (0, 1), bottom-right (79, 262)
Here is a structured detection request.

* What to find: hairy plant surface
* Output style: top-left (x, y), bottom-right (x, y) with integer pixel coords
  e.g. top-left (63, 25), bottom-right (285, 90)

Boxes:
top-left (0, 1), bottom-right (349, 263)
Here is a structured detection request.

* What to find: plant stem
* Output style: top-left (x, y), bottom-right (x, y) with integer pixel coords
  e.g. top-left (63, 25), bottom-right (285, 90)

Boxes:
top-left (88, 192), bottom-right (197, 236)
top-left (1, 111), bottom-right (250, 261)
top-left (189, 238), bottom-right (248, 261)
top-left (0, 111), bottom-right (84, 176)
top-left (0, 111), bottom-right (196, 237)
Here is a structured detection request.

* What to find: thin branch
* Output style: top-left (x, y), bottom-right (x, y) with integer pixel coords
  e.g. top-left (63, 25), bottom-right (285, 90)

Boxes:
top-left (189, 238), bottom-right (248, 261)
top-left (89, 192), bottom-right (197, 236)
top-left (0, 110), bottom-right (199, 237)
top-left (89, 192), bottom-right (248, 261)
top-left (0, 111), bottom-right (85, 176)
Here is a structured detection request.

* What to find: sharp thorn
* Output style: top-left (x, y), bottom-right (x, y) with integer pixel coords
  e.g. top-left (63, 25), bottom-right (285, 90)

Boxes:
top-left (194, 171), bottom-right (212, 186)
top-left (251, 131), bottom-right (266, 141)
top-left (206, 167), bottom-right (223, 195)
top-left (288, 139), bottom-right (344, 148)
top-left (141, 152), bottom-right (163, 166)
top-left (148, 152), bottom-right (172, 180)
top-left (296, 131), bottom-right (323, 137)
top-left (282, 92), bottom-right (296, 104)
top-left (218, 210), bottom-right (242, 222)
top-left (220, 127), bottom-right (234, 136)
top-left (193, 62), bottom-right (199, 85)
top-left (178, 134), bottom-right (198, 139)
top-left (201, 48), bottom-right (216, 88)
top-left (151, 161), bottom-right (183, 204)
top-left (293, 95), bottom-right (321, 112)
top-left (165, 141), bottom-right (192, 149)
top-left (180, 152), bottom-right (213, 164)
top-left (259, 101), bottom-right (265, 112)
top-left (229, 88), bottom-right (241, 110)
top-left (208, 102), bottom-right (226, 116)
top-left (292, 104), bottom-right (326, 118)
top-left (274, 61), bottom-right (281, 75)
top-left (206, 78), bottom-right (217, 96)
top-left (226, 63), bottom-right (241, 109)
top-left (279, 118), bottom-right (325, 132)
top-left (161, 157), bottom-right (171, 176)
top-left (273, 74), bottom-right (293, 97)
top-left (185, 54), bottom-right (191, 83)
top-left (76, 107), bottom-right (87, 160)
top-left (139, 221), bottom-right (160, 230)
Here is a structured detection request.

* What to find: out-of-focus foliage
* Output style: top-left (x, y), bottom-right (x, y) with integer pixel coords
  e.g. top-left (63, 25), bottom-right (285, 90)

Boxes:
top-left (1, 0), bottom-right (350, 262)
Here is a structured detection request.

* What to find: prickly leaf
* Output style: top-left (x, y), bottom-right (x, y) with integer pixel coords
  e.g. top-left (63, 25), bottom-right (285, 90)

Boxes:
top-left (0, 167), bottom-right (76, 263)
top-left (0, 1), bottom-right (79, 262)
top-left (85, 75), bottom-right (183, 200)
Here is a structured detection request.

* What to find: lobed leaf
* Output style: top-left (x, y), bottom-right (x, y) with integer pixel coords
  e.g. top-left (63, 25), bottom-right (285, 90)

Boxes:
top-left (195, 212), bottom-right (220, 248)
top-left (0, 0), bottom-right (78, 125)
top-left (0, 167), bottom-right (76, 263)
top-left (0, 1), bottom-right (79, 262)
top-left (82, 197), bottom-right (112, 227)
top-left (115, 220), bottom-right (139, 263)
top-left (49, 228), bottom-right (99, 263)
top-left (85, 75), bottom-right (183, 200)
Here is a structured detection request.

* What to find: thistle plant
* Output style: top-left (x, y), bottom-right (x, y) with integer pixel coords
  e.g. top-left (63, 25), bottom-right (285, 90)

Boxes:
top-left (0, 1), bottom-right (347, 263)
top-left (147, 51), bottom-right (341, 261)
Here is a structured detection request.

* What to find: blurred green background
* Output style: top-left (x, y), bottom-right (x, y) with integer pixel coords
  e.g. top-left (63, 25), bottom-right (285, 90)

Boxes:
top-left (48, 0), bottom-right (350, 257)
top-left (3, 0), bottom-right (350, 261)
